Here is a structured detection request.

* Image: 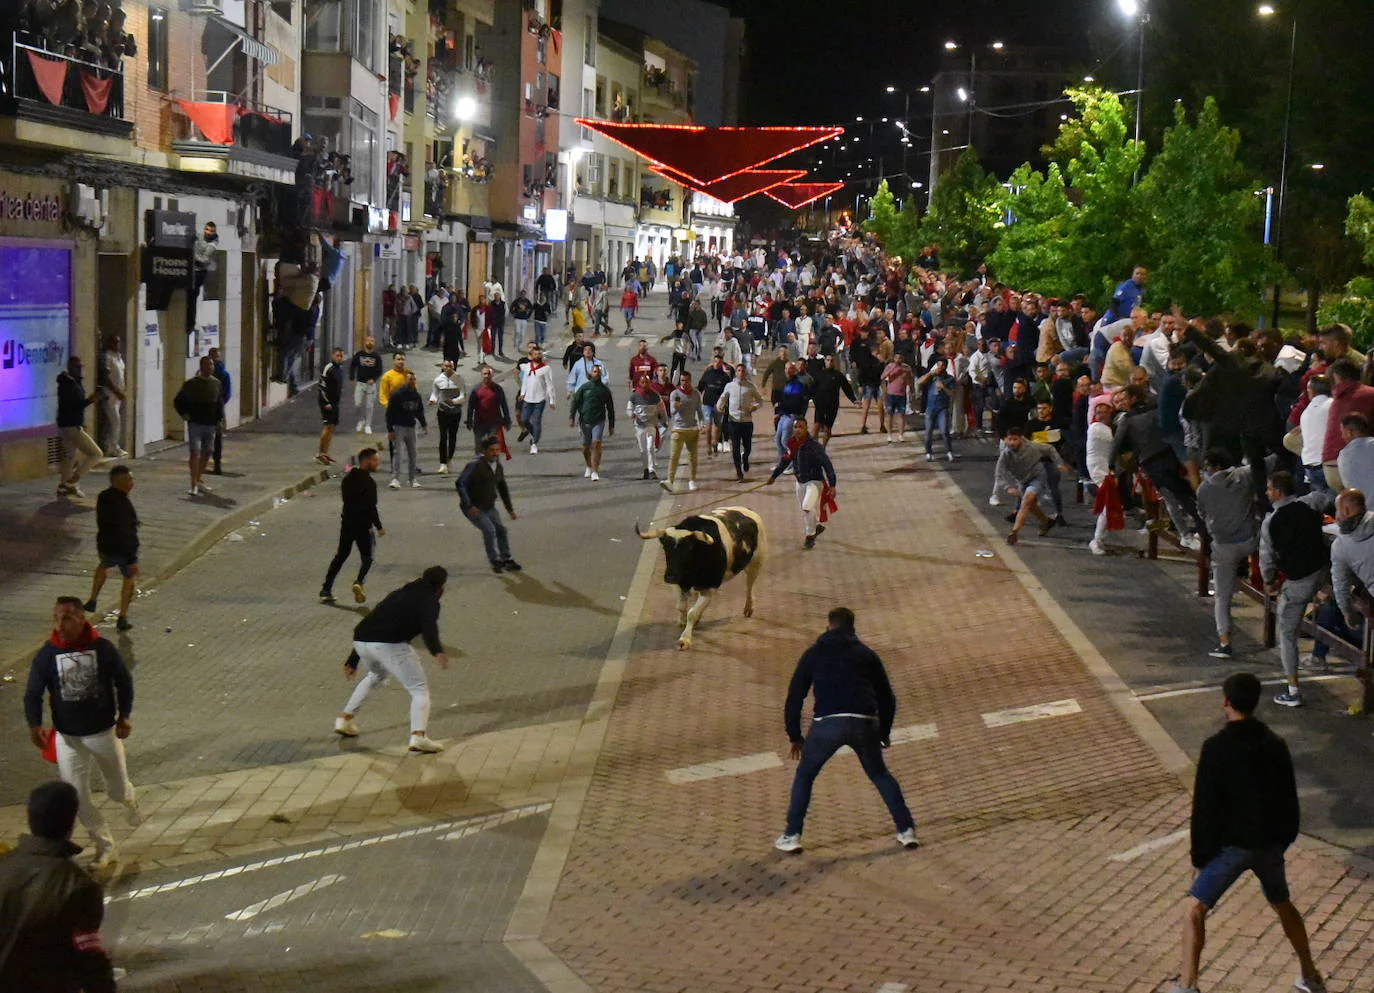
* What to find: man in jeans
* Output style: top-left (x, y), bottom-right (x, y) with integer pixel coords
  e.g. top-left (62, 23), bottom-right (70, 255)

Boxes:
top-left (457, 436), bottom-right (521, 573)
top-left (23, 597), bottom-right (140, 869)
top-left (55, 356), bottom-right (103, 499)
top-left (775, 606), bottom-right (919, 854)
top-left (516, 344), bottom-right (556, 455)
top-left (1197, 449), bottom-right (1260, 660)
top-left (1259, 471), bottom-right (1332, 707)
top-left (1170, 672), bottom-right (1326, 993)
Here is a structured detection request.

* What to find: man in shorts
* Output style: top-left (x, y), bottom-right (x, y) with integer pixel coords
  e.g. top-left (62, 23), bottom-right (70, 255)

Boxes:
top-left (84, 465), bottom-right (138, 632)
top-left (317, 347), bottom-right (345, 464)
top-left (1170, 671), bottom-right (1326, 993)
top-left (173, 356), bottom-right (225, 497)
top-left (570, 363), bottom-right (615, 481)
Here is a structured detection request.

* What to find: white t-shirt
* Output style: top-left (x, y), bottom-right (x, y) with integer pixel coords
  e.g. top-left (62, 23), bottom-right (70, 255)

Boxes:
top-left (1086, 420), bottom-right (1114, 486)
top-left (1299, 394), bottom-right (1332, 468)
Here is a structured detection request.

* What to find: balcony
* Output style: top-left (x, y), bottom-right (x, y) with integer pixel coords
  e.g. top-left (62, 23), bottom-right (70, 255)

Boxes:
top-left (1, 34), bottom-right (134, 150)
top-left (641, 67), bottom-right (686, 110)
top-left (171, 92), bottom-right (296, 184)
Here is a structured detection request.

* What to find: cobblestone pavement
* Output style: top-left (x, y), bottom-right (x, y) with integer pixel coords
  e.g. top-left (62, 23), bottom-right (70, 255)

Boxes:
top-left (4, 303), bottom-right (1374, 992)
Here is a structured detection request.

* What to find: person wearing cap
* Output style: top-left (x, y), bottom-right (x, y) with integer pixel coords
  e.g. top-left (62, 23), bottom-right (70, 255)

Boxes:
top-left (23, 597), bottom-right (139, 870)
top-left (0, 781), bottom-right (116, 992)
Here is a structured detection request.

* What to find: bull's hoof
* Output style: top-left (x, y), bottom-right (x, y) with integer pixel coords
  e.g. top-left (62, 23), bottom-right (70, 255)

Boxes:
top-left (677, 639), bottom-right (690, 651)
top-left (743, 605), bottom-right (754, 618)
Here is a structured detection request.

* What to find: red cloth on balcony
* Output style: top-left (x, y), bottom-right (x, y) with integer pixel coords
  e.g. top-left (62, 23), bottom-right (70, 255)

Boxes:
top-left (79, 70), bottom-right (113, 115)
top-left (240, 106), bottom-right (283, 126)
top-left (176, 100), bottom-right (236, 144)
top-left (388, 93), bottom-right (400, 121)
top-left (25, 51), bottom-right (69, 106)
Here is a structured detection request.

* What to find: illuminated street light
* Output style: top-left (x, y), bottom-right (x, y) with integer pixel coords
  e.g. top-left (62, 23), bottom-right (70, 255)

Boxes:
top-left (991, 41), bottom-right (1004, 50)
top-left (944, 40), bottom-right (958, 50)
top-left (454, 95), bottom-right (478, 120)
top-left (1258, 3), bottom-right (1276, 14)
top-left (1311, 163), bottom-right (1325, 170)
top-left (886, 85), bottom-right (896, 93)
top-left (855, 115), bottom-right (864, 122)
top-left (1117, 0), bottom-right (1140, 15)
top-left (919, 85), bottom-right (930, 93)
top-left (957, 87), bottom-right (969, 102)
top-left (1083, 74), bottom-right (1095, 82)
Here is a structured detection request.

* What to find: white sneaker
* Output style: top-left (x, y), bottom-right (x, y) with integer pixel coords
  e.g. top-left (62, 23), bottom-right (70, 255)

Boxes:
top-left (530, 443), bottom-right (538, 454)
top-left (408, 733), bottom-right (444, 753)
top-left (896, 828), bottom-right (920, 849)
top-left (334, 716), bottom-right (360, 737)
top-left (364, 425), bottom-right (373, 435)
top-left (1089, 540), bottom-right (1107, 556)
top-left (124, 798), bottom-right (144, 827)
top-left (887, 436), bottom-right (895, 444)
top-left (197, 482), bottom-right (212, 494)
top-left (68, 483), bottom-right (86, 498)
top-left (773, 833), bottom-right (802, 854)
top-left (925, 453), bottom-right (934, 462)
top-left (437, 463), bottom-right (448, 474)
top-left (687, 480), bottom-right (698, 492)
top-left (947, 451), bottom-right (956, 462)
top-left (897, 433), bottom-right (905, 443)
top-left (584, 466), bottom-right (592, 478)
top-left (1294, 974), bottom-right (1328, 993)
top-left (355, 421), bottom-right (364, 433)
top-left (410, 479), bottom-right (422, 488)
top-left (388, 478), bottom-right (401, 489)
top-left (187, 486), bottom-right (199, 496)
top-left (1180, 533), bottom-right (1202, 551)
top-left (989, 494), bottom-right (1002, 507)
top-left (590, 471), bottom-right (600, 481)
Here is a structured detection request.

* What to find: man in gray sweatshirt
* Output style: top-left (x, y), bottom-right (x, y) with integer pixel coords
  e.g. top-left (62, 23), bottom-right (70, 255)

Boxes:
top-left (1318, 489), bottom-right (1374, 715)
top-left (994, 425), bottom-right (1067, 545)
top-left (1197, 449), bottom-right (1261, 659)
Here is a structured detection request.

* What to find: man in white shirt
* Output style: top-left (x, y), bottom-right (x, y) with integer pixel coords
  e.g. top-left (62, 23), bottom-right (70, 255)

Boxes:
top-left (515, 343), bottom-right (557, 455)
top-left (1298, 376), bottom-right (1333, 492)
top-left (99, 335), bottom-right (128, 457)
top-left (428, 360), bottom-right (465, 472)
top-left (426, 285), bottom-right (449, 350)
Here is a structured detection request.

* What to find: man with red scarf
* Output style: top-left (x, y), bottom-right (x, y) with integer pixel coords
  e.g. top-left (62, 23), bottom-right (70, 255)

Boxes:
top-left (23, 598), bottom-right (138, 870)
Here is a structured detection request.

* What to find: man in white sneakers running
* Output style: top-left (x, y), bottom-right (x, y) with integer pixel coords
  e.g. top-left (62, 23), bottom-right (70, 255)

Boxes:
top-left (335, 567), bottom-right (450, 753)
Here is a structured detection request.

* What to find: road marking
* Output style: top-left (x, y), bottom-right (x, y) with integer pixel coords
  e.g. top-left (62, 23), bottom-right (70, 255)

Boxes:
top-left (224, 873), bottom-right (344, 921)
top-left (876, 984), bottom-right (910, 993)
top-left (440, 805), bottom-right (555, 841)
top-left (1106, 828), bottom-right (1189, 862)
top-left (615, 337), bottom-right (634, 348)
top-left (664, 723), bottom-right (940, 784)
top-left (666, 751), bottom-right (782, 784)
top-left (107, 802), bottom-right (552, 903)
top-left (1136, 673), bottom-right (1347, 702)
top-left (982, 698), bottom-right (1082, 728)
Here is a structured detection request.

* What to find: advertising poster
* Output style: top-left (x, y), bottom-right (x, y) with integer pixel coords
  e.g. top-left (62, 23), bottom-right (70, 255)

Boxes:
top-left (0, 240), bottom-right (73, 437)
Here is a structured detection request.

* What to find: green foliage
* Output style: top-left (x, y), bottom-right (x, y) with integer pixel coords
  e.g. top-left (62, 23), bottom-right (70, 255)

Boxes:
top-left (862, 180), bottom-right (904, 254)
top-left (1346, 193), bottom-right (1374, 267)
top-left (986, 163), bottom-right (1076, 298)
top-left (1318, 277), bottom-right (1374, 351)
top-left (916, 148), bottom-right (1002, 273)
top-left (1137, 97), bottom-right (1274, 314)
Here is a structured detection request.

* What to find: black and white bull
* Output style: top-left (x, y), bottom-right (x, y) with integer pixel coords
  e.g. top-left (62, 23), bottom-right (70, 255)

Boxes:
top-left (634, 506), bottom-right (766, 650)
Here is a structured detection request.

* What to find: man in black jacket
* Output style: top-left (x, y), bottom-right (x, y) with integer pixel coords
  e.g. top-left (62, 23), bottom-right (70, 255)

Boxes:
top-left (350, 335), bottom-right (384, 434)
top-left (0, 782), bottom-right (116, 992)
top-left (317, 346), bottom-right (345, 465)
top-left (774, 607), bottom-right (918, 854)
top-left (24, 598), bottom-right (139, 868)
top-left (1174, 672), bottom-right (1325, 993)
top-left (1260, 471), bottom-right (1333, 708)
top-left (84, 466), bottom-right (138, 632)
top-left (173, 356), bottom-right (225, 497)
top-left (457, 436), bottom-right (520, 572)
top-left (335, 566), bottom-right (450, 753)
top-left (1110, 384), bottom-right (1205, 549)
top-left (320, 447), bottom-right (384, 604)
top-left (385, 370), bottom-right (427, 489)
top-left (811, 353), bottom-right (857, 447)
top-left (55, 356), bottom-right (103, 499)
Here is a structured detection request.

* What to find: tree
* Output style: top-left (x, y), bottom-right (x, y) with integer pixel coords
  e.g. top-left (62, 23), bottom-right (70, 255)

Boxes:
top-left (863, 179), bottom-right (905, 255)
top-left (1137, 97), bottom-right (1273, 314)
top-left (1318, 193), bottom-right (1374, 350)
top-left (917, 148), bottom-right (1002, 273)
top-left (986, 163), bottom-right (1076, 298)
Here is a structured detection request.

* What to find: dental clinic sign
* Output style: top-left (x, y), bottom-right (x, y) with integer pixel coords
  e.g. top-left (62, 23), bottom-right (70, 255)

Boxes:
top-left (0, 190), bottom-right (63, 224)
top-left (0, 240), bottom-right (73, 437)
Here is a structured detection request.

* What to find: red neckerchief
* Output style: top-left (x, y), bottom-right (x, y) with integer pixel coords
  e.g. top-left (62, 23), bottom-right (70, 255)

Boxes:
top-left (50, 622), bottom-right (97, 650)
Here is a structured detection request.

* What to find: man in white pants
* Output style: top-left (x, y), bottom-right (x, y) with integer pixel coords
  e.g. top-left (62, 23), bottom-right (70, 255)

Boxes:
top-left (23, 596), bottom-right (140, 869)
top-left (767, 419), bottom-right (837, 550)
top-left (335, 567), bottom-right (450, 753)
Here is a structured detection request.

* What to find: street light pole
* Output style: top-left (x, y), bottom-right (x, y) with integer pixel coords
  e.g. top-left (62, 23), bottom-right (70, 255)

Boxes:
top-left (1271, 13), bottom-right (1298, 329)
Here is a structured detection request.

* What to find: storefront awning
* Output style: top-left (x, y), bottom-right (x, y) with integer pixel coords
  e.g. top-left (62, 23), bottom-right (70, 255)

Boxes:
top-left (210, 16), bottom-right (280, 66)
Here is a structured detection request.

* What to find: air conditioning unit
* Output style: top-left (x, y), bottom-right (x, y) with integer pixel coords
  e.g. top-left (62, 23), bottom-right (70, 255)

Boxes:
top-left (71, 182), bottom-right (104, 230)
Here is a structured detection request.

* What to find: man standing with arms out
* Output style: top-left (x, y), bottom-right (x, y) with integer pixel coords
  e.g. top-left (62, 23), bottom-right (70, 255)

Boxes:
top-left (466, 364), bottom-right (513, 455)
top-left (628, 338), bottom-right (658, 391)
top-left (570, 363), bottom-right (615, 481)
top-left (1197, 450), bottom-right (1260, 660)
top-left (55, 356), bottom-right (103, 499)
top-left (428, 359), bottom-right (465, 473)
top-left (174, 355), bottom-right (224, 497)
top-left (316, 346), bottom-right (345, 465)
top-left (1260, 470), bottom-right (1332, 708)
top-left (320, 447), bottom-right (384, 605)
top-left (697, 349), bottom-right (734, 457)
top-left (84, 466), bottom-right (138, 633)
top-left (98, 335), bottom-right (127, 458)
top-left (1170, 672), bottom-right (1326, 993)
top-left (774, 606), bottom-right (919, 855)
top-left (457, 436), bottom-right (521, 573)
top-left (516, 344), bottom-right (556, 455)
top-left (24, 598), bottom-right (139, 869)
top-left (385, 370), bottom-right (426, 490)
top-left (350, 335), bottom-right (384, 434)
top-left (208, 346), bottom-right (232, 475)
top-left (628, 372), bottom-right (668, 481)
top-left (335, 567), bottom-right (449, 753)
top-left (509, 287), bottom-right (534, 351)
top-left (663, 371), bottom-right (703, 493)
top-left (0, 781), bottom-right (117, 992)
top-left (768, 419), bottom-right (836, 550)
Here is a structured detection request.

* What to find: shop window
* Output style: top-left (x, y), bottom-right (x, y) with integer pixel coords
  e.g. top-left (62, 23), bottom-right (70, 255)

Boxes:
top-left (147, 7), bottom-right (169, 91)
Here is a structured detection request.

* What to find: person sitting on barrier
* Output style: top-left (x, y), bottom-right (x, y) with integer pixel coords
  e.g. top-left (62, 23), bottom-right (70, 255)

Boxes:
top-left (1311, 488), bottom-right (1374, 674)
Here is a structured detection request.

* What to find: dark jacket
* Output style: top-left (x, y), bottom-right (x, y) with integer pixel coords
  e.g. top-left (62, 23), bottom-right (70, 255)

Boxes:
top-left (55, 371), bottom-right (92, 429)
top-left (1191, 718), bottom-right (1299, 868)
top-left (94, 487), bottom-right (138, 558)
top-left (24, 626), bottom-right (132, 737)
top-left (697, 365), bottom-right (733, 409)
top-left (384, 384), bottom-right (426, 430)
top-left (571, 380), bottom-right (616, 428)
top-left (339, 467), bottom-right (382, 533)
top-left (1184, 328), bottom-right (1282, 438)
top-left (457, 456), bottom-right (514, 514)
top-left (777, 375), bottom-right (810, 417)
top-left (784, 629), bottom-right (897, 744)
top-left (466, 382), bottom-right (512, 430)
top-left (350, 578), bottom-right (443, 655)
top-left (0, 836), bottom-right (114, 993)
top-left (173, 374), bottom-right (224, 426)
top-left (771, 436), bottom-right (835, 486)
top-left (350, 349), bottom-right (383, 384)
top-left (1109, 400), bottom-right (1175, 467)
top-left (812, 367), bottom-right (857, 409)
top-left (318, 360), bottom-right (343, 408)
top-left (1262, 496), bottom-right (1329, 583)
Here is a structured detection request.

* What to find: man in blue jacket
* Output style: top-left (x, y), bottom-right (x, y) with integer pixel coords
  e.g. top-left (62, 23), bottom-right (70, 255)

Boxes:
top-left (774, 607), bottom-right (919, 854)
top-left (24, 597), bottom-right (139, 869)
top-left (767, 419), bottom-right (835, 549)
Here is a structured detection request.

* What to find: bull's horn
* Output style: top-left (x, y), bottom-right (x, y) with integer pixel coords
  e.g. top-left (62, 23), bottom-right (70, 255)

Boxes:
top-left (664, 527), bottom-right (693, 540)
top-left (634, 521), bottom-right (665, 540)
top-left (690, 531), bottom-right (715, 545)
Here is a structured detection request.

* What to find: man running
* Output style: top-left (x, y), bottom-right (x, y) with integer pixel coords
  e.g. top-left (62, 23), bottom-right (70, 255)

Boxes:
top-left (811, 353), bottom-right (856, 447)
top-left (628, 372), bottom-right (668, 481)
top-left (350, 336), bottom-right (383, 434)
top-left (697, 349), bottom-right (734, 457)
top-left (466, 364), bottom-right (512, 454)
top-left (516, 344), bottom-right (556, 455)
top-left (767, 419), bottom-right (836, 549)
top-left (457, 436), bottom-right (521, 573)
top-left (995, 425), bottom-right (1067, 545)
top-left (429, 360), bottom-right (465, 474)
top-left (335, 567), bottom-right (450, 753)
top-left (320, 447), bottom-right (384, 604)
top-left (570, 363), bottom-right (615, 481)
top-left (317, 346), bottom-right (345, 464)
top-left (84, 466), bottom-right (138, 632)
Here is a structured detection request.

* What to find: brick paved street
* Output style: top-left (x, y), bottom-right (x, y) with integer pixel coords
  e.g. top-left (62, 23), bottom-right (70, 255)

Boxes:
top-left (3, 298), bottom-right (1373, 992)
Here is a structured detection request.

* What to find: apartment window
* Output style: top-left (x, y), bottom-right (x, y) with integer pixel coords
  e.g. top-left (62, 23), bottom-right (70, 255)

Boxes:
top-left (354, 0), bottom-right (379, 72)
top-left (536, 34), bottom-right (547, 65)
top-left (305, 0), bottom-right (343, 51)
top-left (606, 160), bottom-right (619, 199)
top-left (584, 14), bottom-right (595, 66)
top-left (351, 99), bottom-right (379, 203)
top-left (581, 87), bottom-right (593, 140)
top-left (464, 33), bottom-right (476, 70)
top-left (594, 76), bottom-right (606, 117)
top-left (588, 153), bottom-right (603, 195)
top-left (147, 7), bottom-right (169, 91)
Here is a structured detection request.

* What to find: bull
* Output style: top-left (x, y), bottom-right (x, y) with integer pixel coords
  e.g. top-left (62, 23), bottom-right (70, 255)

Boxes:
top-left (635, 506), bottom-right (765, 650)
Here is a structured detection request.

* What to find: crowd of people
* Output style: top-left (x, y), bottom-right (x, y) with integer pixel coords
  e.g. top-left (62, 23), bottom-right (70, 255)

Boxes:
top-left (13, 0), bottom-right (136, 68)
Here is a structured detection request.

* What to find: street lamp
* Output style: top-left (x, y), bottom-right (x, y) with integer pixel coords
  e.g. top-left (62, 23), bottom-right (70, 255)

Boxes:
top-left (1115, 0), bottom-right (1147, 152)
top-left (1259, 1), bottom-right (1299, 327)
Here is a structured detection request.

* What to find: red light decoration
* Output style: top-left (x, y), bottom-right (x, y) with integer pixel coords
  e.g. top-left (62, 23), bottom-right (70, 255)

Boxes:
top-left (649, 165), bottom-right (807, 203)
top-left (765, 181), bottom-right (846, 209)
top-left (574, 120), bottom-right (843, 186)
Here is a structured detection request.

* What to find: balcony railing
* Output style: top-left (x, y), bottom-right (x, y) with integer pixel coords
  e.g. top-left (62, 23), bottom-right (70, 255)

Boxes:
top-left (4, 35), bottom-right (131, 129)
top-left (641, 188), bottom-right (674, 211)
top-left (173, 91), bottom-right (294, 158)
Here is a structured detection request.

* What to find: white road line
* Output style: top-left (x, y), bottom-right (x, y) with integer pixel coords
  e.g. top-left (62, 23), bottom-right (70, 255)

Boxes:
top-left (615, 337), bottom-right (634, 348)
top-left (439, 805), bottom-right (553, 841)
top-left (107, 802), bottom-right (552, 903)
top-left (876, 983), bottom-right (910, 993)
top-left (224, 873), bottom-right (344, 921)
top-left (1136, 673), bottom-right (1347, 702)
top-left (665, 723), bottom-right (939, 784)
top-left (1106, 828), bottom-right (1189, 862)
top-left (982, 698), bottom-right (1082, 728)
